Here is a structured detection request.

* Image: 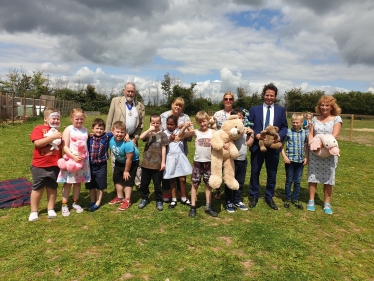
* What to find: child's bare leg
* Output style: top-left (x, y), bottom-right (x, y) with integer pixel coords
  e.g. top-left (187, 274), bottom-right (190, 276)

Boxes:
top-left (96, 189), bottom-right (103, 206)
top-left (179, 176), bottom-right (187, 198)
top-left (124, 186), bottom-right (132, 201)
top-left (62, 183), bottom-right (71, 204)
top-left (46, 187), bottom-right (57, 210)
top-left (191, 185), bottom-right (198, 206)
top-left (170, 179), bottom-right (177, 199)
top-left (115, 184), bottom-right (124, 199)
top-left (89, 189), bottom-right (96, 203)
top-left (30, 188), bottom-right (45, 212)
top-left (205, 184), bottom-right (213, 205)
top-left (72, 183), bottom-right (81, 202)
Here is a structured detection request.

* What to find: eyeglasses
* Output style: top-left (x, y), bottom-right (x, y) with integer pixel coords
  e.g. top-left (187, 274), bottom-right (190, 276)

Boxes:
top-left (224, 98), bottom-right (234, 101)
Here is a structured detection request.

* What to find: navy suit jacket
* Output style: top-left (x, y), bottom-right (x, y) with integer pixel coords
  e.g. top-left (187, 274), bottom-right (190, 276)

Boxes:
top-left (248, 104), bottom-right (288, 153)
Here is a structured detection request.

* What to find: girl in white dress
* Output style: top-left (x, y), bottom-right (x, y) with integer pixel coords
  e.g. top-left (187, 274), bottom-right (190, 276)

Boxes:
top-left (163, 115), bottom-right (192, 208)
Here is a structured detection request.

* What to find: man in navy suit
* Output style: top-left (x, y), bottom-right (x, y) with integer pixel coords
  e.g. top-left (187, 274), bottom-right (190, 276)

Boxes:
top-left (248, 83), bottom-right (288, 210)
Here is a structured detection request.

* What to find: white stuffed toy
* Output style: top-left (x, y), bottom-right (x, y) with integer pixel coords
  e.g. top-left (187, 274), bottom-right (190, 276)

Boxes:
top-left (44, 128), bottom-right (61, 150)
top-left (310, 134), bottom-right (340, 158)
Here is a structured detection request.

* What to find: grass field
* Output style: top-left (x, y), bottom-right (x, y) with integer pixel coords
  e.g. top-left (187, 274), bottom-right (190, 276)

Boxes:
top-left (0, 115), bottom-right (374, 281)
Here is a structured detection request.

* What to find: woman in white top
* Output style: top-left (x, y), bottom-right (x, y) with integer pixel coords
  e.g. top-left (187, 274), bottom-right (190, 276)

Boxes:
top-left (212, 91), bottom-right (235, 199)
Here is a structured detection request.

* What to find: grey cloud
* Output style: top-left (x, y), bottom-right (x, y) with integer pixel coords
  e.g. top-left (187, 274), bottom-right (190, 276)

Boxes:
top-left (0, 0), bottom-right (170, 66)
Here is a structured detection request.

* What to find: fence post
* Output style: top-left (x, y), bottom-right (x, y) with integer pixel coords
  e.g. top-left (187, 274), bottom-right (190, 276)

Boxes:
top-left (32, 96), bottom-right (35, 117)
top-left (11, 92), bottom-right (14, 125)
top-left (0, 92), bottom-right (2, 120)
top-left (350, 114), bottom-right (354, 142)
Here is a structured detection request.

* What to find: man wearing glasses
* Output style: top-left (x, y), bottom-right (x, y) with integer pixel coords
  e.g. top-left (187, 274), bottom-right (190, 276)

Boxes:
top-left (106, 82), bottom-right (145, 145)
top-left (248, 83), bottom-right (288, 210)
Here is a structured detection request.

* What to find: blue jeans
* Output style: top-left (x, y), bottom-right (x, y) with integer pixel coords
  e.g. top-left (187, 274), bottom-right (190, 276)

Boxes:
top-left (284, 161), bottom-right (304, 201)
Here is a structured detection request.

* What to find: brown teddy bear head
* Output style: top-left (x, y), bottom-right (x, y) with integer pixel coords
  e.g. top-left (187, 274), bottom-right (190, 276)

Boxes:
top-left (220, 115), bottom-right (245, 141)
top-left (264, 125), bottom-right (279, 135)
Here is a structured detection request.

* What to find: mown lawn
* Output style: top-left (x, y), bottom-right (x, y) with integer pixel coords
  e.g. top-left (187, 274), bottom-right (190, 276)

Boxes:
top-left (0, 115), bottom-right (373, 281)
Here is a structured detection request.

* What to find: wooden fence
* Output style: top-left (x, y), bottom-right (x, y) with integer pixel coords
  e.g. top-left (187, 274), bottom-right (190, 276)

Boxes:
top-left (0, 92), bottom-right (80, 123)
top-left (287, 112), bottom-right (374, 142)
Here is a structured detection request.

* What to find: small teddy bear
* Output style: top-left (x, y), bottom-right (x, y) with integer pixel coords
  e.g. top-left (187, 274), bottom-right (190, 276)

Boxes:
top-left (208, 116), bottom-right (217, 130)
top-left (43, 128), bottom-right (61, 150)
top-left (310, 134), bottom-right (340, 158)
top-left (258, 125), bottom-right (283, 152)
top-left (57, 140), bottom-right (87, 172)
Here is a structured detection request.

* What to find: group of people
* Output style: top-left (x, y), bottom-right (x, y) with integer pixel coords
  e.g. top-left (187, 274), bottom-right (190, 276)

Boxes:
top-left (28, 82), bottom-right (342, 221)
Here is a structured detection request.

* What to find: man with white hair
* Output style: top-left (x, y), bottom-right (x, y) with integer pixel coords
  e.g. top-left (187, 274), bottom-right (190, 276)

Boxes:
top-left (106, 82), bottom-right (145, 144)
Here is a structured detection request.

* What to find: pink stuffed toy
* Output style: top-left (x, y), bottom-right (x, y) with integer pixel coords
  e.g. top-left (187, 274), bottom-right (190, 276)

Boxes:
top-left (310, 134), bottom-right (340, 158)
top-left (57, 136), bottom-right (87, 172)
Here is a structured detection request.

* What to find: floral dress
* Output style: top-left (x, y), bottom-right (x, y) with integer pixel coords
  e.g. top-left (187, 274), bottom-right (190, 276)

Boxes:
top-left (307, 116), bottom-right (342, 185)
top-left (57, 125), bottom-right (91, 183)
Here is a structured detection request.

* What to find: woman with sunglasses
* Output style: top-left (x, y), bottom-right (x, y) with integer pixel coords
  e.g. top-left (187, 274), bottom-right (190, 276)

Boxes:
top-left (212, 91), bottom-right (235, 199)
top-left (214, 91), bottom-right (235, 130)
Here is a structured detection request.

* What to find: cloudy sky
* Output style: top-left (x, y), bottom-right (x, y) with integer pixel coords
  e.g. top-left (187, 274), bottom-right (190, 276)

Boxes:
top-left (1, 0), bottom-right (373, 102)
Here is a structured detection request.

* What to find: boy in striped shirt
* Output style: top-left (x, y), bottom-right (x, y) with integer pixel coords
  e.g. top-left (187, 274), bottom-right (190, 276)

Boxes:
top-left (281, 113), bottom-right (309, 209)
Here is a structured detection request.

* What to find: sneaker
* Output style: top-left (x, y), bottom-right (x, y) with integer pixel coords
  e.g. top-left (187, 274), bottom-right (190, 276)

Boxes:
top-left (181, 198), bottom-right (191, 206)
top-left (234, 202), bottom-right (248, 211)
top-left (109, 197), bottom-right (124, 205)
top-left (29, 212), bottom-right (39, 222)
top-left (307, 200), bottom-right (315, 212)
top-left (205, 208), bottom-right (218, 217)
top-left (47, 209), bottom-right (57, 219)
top-left (72, 203), bottom-right (84, 213)
top-left (189, 208), bottom-right (196, 218)
top-left (162, 192), bottom-right (170, 202)
top-left (226, 203), bottom-right (235, 213)
top-left (138, 199), bottom-right (148, 209)
top-left (89, 204), bottom-right (100, 212)
top-left (62, 205), bottom-right (70, 217)
top-left (169, 201), bottom-right (177, 209)
top-left (156, 201), bottom-right (163, 211)
top-left (323, 203), bottom-right (333, 215)
top-left (284, 200), bottom-right (291, 208)
top-left (293, 200), bottom-right (304, 210)
top-left (119, 200), bottom-right (131, 211)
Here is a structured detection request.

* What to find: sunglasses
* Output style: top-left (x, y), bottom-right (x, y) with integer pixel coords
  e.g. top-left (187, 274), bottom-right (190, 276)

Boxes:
top-left (224, 98), bottom-right (234, 101)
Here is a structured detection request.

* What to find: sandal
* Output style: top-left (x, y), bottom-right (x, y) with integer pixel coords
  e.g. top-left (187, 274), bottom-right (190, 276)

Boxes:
top-left (181, 198), bottom-right (191, 206)
top-left (169, 201), bottom-right (177, 209)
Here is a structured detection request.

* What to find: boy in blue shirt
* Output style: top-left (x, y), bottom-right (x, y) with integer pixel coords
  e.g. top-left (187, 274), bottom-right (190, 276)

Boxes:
top-left (109, 121), bottom-right (140, 211)
top-left (281, 113), bottom-right (309, 209)
top-left (86, 118), bottom-right (113, 211)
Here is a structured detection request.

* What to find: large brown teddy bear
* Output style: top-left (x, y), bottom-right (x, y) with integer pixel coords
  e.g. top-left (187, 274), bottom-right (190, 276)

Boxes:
top-left (209, 115), bottom-right (245, 190)
top-left (259, 125), bottom-right (283, 152)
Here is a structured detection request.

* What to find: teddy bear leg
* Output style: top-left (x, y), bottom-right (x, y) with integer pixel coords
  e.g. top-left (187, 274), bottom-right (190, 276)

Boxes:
top-left (57, 158), bottom-right (67, 170)
top-left (259, 140), bottom-right (267, 152)
top-left (223, 159), bottom-right (239, 190)
top-left (209, 151), bottom-right (223, 189)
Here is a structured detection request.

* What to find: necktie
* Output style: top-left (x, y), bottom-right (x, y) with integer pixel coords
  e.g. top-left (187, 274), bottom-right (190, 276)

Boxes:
top-left (264, 105), bottom-right (270, 128)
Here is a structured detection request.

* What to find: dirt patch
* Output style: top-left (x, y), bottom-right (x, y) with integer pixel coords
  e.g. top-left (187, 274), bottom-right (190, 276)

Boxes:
top-left (344, 128), bottom-right (374, 132)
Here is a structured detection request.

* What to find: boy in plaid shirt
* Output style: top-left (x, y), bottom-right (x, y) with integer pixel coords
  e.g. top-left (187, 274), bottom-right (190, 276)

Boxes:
top-left (281, 113), bottom-right (309, 209)
top-left (86, 118), bottom-right (113, 211)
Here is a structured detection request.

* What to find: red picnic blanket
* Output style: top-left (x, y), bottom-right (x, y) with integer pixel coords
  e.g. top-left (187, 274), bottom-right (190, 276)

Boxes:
top-left (0, 178), bottom-right (31, 208)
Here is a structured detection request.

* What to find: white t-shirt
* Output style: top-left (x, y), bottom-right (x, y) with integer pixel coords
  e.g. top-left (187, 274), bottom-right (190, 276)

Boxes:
top-left (194, 129), bottom-right (212, 162)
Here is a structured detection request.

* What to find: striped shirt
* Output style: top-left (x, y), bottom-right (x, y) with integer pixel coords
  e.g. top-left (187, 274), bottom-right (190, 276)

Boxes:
top-left (284, 128), bottom-right (308, 163)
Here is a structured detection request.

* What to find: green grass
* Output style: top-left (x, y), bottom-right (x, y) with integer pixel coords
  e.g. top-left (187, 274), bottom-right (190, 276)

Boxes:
top-left (1, 116), bottom-right (374, 280)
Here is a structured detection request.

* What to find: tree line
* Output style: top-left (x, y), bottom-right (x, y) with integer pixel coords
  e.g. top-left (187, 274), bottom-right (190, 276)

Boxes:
top-left (1, 69), bottom-right (373, 116)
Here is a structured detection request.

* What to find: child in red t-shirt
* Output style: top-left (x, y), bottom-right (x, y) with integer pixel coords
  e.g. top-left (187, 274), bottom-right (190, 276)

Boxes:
top-left (29, 108), bottom-right (62, 221)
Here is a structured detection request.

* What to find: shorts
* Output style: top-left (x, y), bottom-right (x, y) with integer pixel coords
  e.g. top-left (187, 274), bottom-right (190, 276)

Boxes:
top-left (30, 165), bottom-right (59, 191)
top-left (113, 160), bottom-right (139, 187)
top-left (191, 161), bottom-right (211, 186)
top-left (86, 162), bottom-right (107, 190)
